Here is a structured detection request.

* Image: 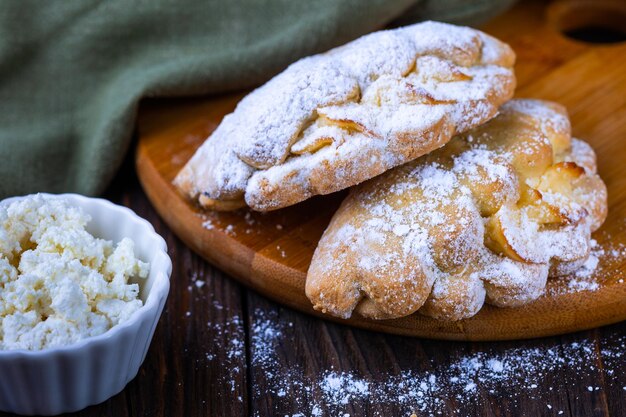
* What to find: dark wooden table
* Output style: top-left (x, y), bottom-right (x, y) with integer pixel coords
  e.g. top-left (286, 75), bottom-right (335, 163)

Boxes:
top-left (0, 150), bottom-right (619, 417)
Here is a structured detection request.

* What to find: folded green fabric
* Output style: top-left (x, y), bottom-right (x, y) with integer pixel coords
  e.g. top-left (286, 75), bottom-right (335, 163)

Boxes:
top-left (0, 0), bottom-right (515, 198)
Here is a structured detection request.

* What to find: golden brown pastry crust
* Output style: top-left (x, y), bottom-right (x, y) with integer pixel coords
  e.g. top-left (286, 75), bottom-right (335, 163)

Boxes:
top-left (174, 21), bottom-right (515, 211)
top-left (305, 99), bottom-right (608, 321)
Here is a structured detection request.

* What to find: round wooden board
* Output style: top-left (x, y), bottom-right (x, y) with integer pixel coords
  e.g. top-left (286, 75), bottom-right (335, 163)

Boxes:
top-left (136, 0), bottom-right (626, 340)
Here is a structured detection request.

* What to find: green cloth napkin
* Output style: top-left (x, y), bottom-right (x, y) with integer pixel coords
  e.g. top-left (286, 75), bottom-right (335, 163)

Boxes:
top-left (0, 0), bottom-right (515, 198)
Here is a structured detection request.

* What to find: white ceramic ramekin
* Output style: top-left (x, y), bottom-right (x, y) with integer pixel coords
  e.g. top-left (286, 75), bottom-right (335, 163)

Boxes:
top-left (0, 193), bottom-right (171, 415)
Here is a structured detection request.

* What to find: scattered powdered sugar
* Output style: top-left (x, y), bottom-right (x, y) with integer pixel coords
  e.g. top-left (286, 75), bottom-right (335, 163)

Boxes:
top-left (548, 238), bottom-right (626, 296)
top-left (188, 270), bottom-right (208, 293)
top-left (276, 245), bottom-right (287, 258)
top-left (251, 311), bottom-right (285, 366)
top-left (199, 210), bottom-right (285, 237)
top-left (567, 277), bottom-right (599, 292)
top-left (319, 373), bottom-right (370, 405)
top-left (183, 270), bottom-right (248, 402)
top-left (201, 216), bottom-right (237, 237)
top-left (204, 302), bottom-right (247, 399)
top-left (233, 308), bottom-right (626, 416)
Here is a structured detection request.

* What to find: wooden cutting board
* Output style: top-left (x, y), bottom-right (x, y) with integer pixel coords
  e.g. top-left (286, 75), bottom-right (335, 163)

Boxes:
top-left (136, 0), bottom-right (626, 340)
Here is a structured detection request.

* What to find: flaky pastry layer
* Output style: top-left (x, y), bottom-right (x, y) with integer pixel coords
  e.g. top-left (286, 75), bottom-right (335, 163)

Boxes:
top-left (306, 99), bottom-right (608, 321)
top-left (175, 21), bottom-right (515, 211)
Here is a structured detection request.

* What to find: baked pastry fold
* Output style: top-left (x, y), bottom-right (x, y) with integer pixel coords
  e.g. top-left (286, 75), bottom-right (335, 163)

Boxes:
top-left (305, 99), bottom-right (608, 321)
top-left (175, 21), bottom-right (515, 211)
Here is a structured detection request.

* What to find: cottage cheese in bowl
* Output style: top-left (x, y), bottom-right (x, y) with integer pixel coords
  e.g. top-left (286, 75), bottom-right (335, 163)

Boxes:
top-left (0, 195), bottom-right (149, 350)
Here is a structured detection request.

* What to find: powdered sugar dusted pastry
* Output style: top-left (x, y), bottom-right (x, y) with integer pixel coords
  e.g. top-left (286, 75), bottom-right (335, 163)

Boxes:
top-left (175, 21), bottom-right (516, 211)
top-left (306, 99), bottom-right (607, 321)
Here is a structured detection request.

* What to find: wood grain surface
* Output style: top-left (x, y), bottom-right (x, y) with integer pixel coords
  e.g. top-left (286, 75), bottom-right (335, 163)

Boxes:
top-left (3, 158), bottom-right (624, 417)
top-left (135, 0), bottom-right (626, 340)
top-left (4, 1), bottom-right (626, 416)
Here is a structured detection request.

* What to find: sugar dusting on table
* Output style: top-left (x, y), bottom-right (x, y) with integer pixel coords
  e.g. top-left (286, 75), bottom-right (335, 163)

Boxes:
top-left (241, 307), bottom-right (626, 417)
top-left (196, 233), bottom-right (626, 416)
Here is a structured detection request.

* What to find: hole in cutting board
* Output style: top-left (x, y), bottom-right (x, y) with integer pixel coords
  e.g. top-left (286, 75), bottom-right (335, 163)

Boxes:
top-left (548, 0), bottom-right (626, 44)
top-left (564, 26), bottom-right (626, 43)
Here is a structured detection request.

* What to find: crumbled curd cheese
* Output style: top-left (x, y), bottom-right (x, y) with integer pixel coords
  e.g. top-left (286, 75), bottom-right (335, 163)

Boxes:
top-left (0, 195), bottom-right (149, 350)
